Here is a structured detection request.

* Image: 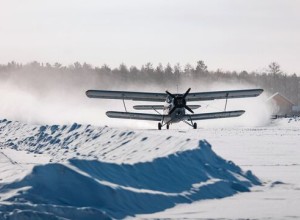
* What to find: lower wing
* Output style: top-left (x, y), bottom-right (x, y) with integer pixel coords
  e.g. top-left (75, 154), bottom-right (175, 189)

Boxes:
top-left (106, 111), bottom-right (162, 121)
top-left (185, 110), bottom-right (245, 121)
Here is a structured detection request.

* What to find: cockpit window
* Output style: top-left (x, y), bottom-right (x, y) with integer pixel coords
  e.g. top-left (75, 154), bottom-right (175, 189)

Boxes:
top-left (166, 96), bottom-right (172, 103)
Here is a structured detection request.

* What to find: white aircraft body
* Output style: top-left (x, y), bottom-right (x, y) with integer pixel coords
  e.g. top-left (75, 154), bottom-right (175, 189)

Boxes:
top-left (86, 88), bottom-right (263, 129)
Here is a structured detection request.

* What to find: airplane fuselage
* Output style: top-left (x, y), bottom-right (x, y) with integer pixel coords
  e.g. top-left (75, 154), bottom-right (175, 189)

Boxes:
top-left (163, 95), bottom-right (186, 124)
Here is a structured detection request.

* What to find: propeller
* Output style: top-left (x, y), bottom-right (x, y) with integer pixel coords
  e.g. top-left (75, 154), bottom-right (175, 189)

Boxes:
top-left (166, 88), bottom-right (194, 115)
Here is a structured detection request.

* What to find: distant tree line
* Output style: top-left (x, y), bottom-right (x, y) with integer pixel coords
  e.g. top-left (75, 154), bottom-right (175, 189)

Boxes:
top-left (1, 60), bottom-right (299, 104)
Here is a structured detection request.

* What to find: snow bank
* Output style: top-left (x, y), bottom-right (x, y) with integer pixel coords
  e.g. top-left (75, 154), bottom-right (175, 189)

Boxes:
top-left (0, 119), bottom-right (260, 219)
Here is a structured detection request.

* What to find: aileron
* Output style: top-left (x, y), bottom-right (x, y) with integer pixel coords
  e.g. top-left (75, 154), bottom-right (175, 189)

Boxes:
top-left (185, 110), bottom-right (245, 121)
top-left (106, 111), bottom-right (162, 121)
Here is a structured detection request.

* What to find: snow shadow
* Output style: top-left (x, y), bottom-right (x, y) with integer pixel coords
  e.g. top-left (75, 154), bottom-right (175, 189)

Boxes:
top-left (0, 141), bottom-right (260, 219)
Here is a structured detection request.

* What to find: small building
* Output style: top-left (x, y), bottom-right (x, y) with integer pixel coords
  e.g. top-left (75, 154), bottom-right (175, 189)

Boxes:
top-left (292, 105), bottom-right (300, 114)
top-left (267, 92), bottom-right (294, 116)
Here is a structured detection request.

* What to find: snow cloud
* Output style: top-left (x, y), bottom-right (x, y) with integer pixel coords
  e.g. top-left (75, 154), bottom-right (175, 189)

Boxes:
top-left (0, 67), bottom-right (272, 128)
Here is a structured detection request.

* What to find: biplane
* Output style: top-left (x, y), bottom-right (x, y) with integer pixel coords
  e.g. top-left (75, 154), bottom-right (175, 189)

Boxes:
top-left (86, 88), bottom-right (263, 129)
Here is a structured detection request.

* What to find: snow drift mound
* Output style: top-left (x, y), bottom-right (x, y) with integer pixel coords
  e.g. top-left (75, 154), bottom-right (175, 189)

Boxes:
top-left (0, 119), bottom-right (260, 219)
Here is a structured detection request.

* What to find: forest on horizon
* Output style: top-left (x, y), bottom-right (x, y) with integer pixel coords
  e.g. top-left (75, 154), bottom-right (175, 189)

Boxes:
top-left (1, 60), bottom-right (299, 105)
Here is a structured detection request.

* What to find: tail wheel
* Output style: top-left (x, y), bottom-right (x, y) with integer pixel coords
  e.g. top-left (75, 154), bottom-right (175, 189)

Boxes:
top-left (166, 124), bottom-right (169, 129)
top-left (193, 122), bottom-right (197, 129)
top-left (158, 123), bottom-right (162, 130)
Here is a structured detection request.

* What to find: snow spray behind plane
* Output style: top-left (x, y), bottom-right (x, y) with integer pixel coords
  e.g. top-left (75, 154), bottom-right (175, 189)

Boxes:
top-left (0, 64), bottom-right (273, 127)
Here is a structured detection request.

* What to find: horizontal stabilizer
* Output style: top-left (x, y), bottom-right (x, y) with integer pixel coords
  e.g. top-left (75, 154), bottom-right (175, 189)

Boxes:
top-left (133, 105), bottom-right (165, 110)
top-left (133, 105), bottom-right (201, 110)
top-left (186, 110), bottom-right (245, 121)
top-left (106, 111), bottom-right (162, 121)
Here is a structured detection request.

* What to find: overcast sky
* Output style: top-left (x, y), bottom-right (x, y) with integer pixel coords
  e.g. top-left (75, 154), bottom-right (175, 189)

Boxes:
top-left (1, 0), bottom-right (300, 73)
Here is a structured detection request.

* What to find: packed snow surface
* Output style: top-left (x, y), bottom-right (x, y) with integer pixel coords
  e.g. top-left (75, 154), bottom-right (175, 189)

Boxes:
top-left (0, 117), bottom-right (299, 219)
top-left (140, 117), bottom-right (300, 219)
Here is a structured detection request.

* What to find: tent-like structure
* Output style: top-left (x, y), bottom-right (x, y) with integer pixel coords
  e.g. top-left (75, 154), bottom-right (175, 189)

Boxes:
top-left (267, 92), bottom-right (294, 115)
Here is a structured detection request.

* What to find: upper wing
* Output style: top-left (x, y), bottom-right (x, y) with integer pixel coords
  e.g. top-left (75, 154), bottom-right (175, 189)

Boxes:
top-left (185, 110), bottom-right (245, 121)
top-left (186, 89), bottom-right (263, 102)
top-left (86, 90), bottom-right (166, 102)
top-left (106, 111), bottom-right (162, 121)
top-left (86, 89), bottom-right (263, 102)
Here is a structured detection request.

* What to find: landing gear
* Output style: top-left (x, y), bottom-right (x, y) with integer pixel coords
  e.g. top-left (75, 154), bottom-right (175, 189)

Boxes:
top-left (158, 122), bottom-right (162, 130)
top-left (193, 122), bottom-right (197, 129)
top-left (166, 124), bottom-right (170, 129)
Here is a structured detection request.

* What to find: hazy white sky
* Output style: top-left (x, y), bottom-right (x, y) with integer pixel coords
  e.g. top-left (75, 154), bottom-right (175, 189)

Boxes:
top-left (1, 0), bottom-right (300, 73)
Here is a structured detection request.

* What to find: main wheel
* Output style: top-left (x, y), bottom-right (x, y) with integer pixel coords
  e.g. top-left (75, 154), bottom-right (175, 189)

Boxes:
top-left (166, 124), bottom-right (169, 129)
top-left (158, 122), bottom-right (162, 130)
top-left (193, 122), bottom-right (197, 129)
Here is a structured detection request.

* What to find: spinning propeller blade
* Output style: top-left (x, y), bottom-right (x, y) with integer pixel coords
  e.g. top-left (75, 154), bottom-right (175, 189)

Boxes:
top-left (183, 88), bottom-right (191, 99)
top-left (166, 88), bottom-right (194, 114)
top-left (166, 90), bottom-right (176, 99)
top-left (185, 105), bottom-right (194, 113)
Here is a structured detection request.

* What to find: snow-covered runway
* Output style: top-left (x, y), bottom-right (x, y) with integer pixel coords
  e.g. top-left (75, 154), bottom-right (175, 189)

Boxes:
top-left (0, 118), bottom-right (299, 219)
top-left (140, 119), bottom-right (300, 219)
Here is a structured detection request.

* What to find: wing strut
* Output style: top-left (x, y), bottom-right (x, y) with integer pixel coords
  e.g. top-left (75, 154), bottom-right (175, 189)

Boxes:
top-left (122, 97), bottom-right (127, 112)
top-left (152, 106), bottom-right (161, 115)
top-left (224, 93), bottom-right (228, 111)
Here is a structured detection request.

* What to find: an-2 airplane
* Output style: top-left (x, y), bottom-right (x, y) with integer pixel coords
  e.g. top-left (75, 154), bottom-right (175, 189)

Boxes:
top-left (86, 88), bottom-right (263, 130)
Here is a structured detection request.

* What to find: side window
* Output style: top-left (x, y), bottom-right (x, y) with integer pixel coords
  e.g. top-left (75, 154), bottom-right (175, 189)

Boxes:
top-left (167, 96), bottom-right (172, 103)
